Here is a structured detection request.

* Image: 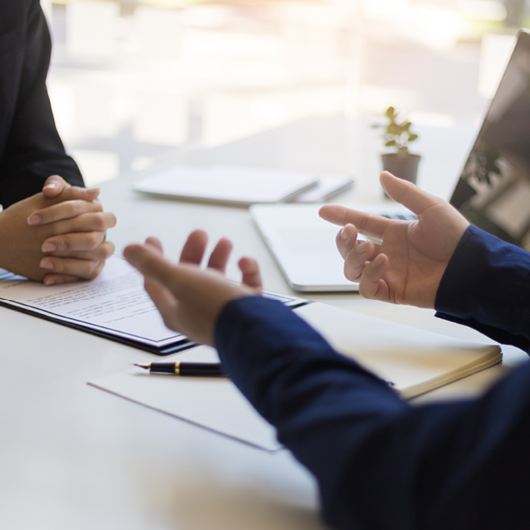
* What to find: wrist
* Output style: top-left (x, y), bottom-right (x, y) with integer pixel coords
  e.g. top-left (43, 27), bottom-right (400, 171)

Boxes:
top-left (0, 209), bottom-right (14, 272)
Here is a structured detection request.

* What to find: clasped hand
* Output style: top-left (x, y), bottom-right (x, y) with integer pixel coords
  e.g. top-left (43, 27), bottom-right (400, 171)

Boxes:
top-left (0, 176), bottom-right (117, 284)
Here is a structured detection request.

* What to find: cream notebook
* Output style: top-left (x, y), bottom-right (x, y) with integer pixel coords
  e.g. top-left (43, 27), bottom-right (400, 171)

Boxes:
top-left (89, 302), bottom-right (502, 451)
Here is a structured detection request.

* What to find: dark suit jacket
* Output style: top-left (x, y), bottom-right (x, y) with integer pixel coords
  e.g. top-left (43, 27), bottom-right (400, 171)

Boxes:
top-left (0, 0), bottom-right (83, 209)
top-left (215, 225), bottom-right (530, 530)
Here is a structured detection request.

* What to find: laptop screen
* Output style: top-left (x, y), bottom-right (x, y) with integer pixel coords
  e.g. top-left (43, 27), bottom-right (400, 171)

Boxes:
top-left (450, 29), bottom-right (530, 251)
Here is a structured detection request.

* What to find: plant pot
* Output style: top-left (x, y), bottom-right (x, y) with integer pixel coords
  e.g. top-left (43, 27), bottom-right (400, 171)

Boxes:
top-left (381, 153), bottom-right (421, 185)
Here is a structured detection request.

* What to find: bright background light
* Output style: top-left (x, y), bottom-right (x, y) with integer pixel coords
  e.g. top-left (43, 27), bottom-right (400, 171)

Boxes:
top-left (44, 0), bottom-right (528, 186)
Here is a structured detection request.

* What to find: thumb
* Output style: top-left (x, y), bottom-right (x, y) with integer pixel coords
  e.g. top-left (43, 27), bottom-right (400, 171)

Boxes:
top-left (42, 175), bottom-right (70, 198)
top-left (124, 243), bottom-right (186, 296)
top-left (380, 171), bottom-right (438, 215)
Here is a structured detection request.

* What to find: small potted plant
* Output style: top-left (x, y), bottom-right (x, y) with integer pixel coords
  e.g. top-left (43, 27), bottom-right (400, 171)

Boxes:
top-left (373, 107), bottom-right (421, 185)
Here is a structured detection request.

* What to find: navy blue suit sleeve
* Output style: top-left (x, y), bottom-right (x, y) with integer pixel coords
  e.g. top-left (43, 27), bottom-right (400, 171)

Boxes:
top-left (0, 0), bottom-right (83, 208)
top-left (216, 297), bottom-right (530, 530)
top-left (435, 225), bottom-right (530, 353)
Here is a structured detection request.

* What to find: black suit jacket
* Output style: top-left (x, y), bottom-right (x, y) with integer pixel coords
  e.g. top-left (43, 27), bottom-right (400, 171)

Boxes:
top-left (0, 0), bottom-right (83, 209)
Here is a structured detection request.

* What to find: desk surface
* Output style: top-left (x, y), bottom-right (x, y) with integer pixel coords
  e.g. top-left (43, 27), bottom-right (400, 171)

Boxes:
top-left (1, 115), bottom-right (527, 529)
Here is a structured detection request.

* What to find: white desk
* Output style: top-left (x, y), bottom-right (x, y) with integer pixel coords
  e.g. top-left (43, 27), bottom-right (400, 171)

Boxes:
top-left (1, 115), bottom-right (527, 529)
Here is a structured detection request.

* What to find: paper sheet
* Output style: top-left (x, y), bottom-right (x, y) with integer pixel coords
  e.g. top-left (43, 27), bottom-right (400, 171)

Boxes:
top-left (89, 345), bottom-right (280, 451)
top-left (0, 257), bottom-right (183, 347)
top-left (0, 257), bottom-right (306, 350)
top-left (89, 303), bottom-right (501, 450)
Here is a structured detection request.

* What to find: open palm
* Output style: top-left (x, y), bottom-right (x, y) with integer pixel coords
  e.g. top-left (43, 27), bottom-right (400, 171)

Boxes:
top-left (319, 172), bottom-right (469, 308)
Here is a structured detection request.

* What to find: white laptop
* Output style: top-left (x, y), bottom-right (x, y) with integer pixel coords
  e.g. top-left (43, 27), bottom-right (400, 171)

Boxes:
top-left (251, 202), bottom-right (413, 292)
top-left (251, 29), bottom-right (530, 292)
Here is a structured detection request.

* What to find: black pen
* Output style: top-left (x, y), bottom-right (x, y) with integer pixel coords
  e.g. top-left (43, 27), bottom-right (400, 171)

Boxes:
top-left (133, 362), bottom-right (226, 377)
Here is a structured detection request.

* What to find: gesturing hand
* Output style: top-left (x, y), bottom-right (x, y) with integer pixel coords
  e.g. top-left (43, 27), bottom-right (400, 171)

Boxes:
top-left (319, 172), bottom-right (470, 308)
top-left (0, 176), bottom-right (116, 284)
top-left (124, 230), bottom-right (263, 347)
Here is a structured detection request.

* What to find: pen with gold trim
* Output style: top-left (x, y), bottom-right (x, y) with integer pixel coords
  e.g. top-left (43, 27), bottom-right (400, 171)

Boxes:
top-left (133, 362), bottom-right (225, 377)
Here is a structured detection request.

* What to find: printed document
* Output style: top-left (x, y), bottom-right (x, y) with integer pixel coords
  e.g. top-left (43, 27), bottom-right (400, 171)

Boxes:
top-left (0, 257), bottom-right (183, 348)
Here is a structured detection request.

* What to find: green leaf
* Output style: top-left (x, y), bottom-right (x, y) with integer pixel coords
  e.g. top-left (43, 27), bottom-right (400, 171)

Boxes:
top-left (385, 140), bottom-right (397, 147)
top-left (403, 121), bottom-right (412, 132)
top-left (386, 107), bottom-right (396, 119)
top-left (408, 134), bottom-right (418, 142)
top-left (387, 123), bottom-right (400, 135)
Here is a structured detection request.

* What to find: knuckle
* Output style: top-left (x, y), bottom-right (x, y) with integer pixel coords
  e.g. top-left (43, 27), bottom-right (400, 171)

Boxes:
top-left (86, 232), bottom-right (100, 250)
top-left (104, 212), bottom-right (117, 227)
top-left (86, 260), bottom-right (100, 274)
top-left (93, 214), bottom-right (107, 231)
top-left (344, 265), bottom-right (358, 283)
top-left (358, 282), bottom-right (373, 299)
top-left (101, 241), bottom-right (115, 258)
top-left (52, 260), bottom-right (66, 273)
top-left (58, 238), bottom-right (71, 252)
top-left (359, 214), bottom-right (371, 232)
top-left (76, 260), bottom-right (99, 279)
top-left (65, 203), bottom-right (77, 217)
top-left (86, 264), bottom-right (103, 280)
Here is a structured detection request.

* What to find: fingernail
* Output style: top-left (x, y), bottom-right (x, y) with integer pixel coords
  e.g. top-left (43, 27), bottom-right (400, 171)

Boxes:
top-left (40, 260), bottom-right (54, 270)
top-left (28, 215), bottom-right (41, 225)
top-left (340, 228), bottom-right (348, 241)
top-left (42, 243), bottom-right (57, 253)
top-left (44, 278), bottom-right (56, 286)
top-left (356, 242), bottom-right (368, 254)
top-left (44, 182), bottom-right (57, 189)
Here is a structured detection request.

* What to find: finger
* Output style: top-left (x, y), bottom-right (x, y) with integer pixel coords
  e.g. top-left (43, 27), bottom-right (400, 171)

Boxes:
top-left (43, 211), bottom-right (117, 236)
top-left (42, 231), bottom-right (105, 253)
top-left (43, 273), bottom-right (80, 286)
top-left (144, 278), bottom-right (180, 331)
top-left (358, 254), bottom-right (389, 300)
top-left (43, 241), bottom-right (115, 261)
top-left (28, 200), bottom-right (104, 226)
top-left (125, 244), bottom-right (184, 295)
top-left (141, 240), bottom-right (170, 313)
top-left (44, 183), bottom-right (100, 203)
top-left (239, 257), bottom-right (263, 291)
top-left (145, 237), bottom-right (164, 253)
top-left (343, 239), bottom-right (377, 282)
top-left (42, 260), bottom-right (106, 286)
top-left (207, 238), bottom-right (233, 273)
top-left (58, 186), bottom-right (100, 202)
top-left (335, 224), bottom-right (358, 259)
top-left (179, 230), bottom-right (208, 265)
top-left (320, 204), bottom-right (390, 240)
top-left (380, 172), bottom-right (439, 215)
top-left (42, 176), bottom-right (70, 198)
top-left (40, 256), bottom-right (102, 278)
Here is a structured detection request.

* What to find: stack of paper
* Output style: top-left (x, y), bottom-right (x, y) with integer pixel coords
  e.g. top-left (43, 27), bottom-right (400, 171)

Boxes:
top-left (89, 302), bottom-right (501, 450)
top-left (132, 165), bottom-right (353, 206)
